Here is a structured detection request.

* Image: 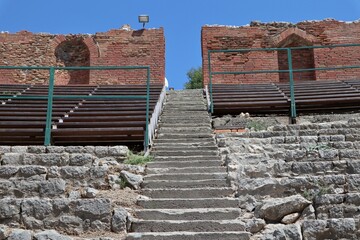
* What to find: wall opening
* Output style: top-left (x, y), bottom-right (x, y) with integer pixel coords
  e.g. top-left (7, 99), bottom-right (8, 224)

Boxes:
top-left (55, 38), bottom-right (90, 84)
top-left (277, 34), bottom-right (315, 82)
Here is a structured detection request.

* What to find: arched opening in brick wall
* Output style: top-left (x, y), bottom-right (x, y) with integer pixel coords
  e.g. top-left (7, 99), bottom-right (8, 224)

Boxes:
top-left (55, 38), bottom-right (90, 84)
top-left (277, 34), bottom-right (315, 82)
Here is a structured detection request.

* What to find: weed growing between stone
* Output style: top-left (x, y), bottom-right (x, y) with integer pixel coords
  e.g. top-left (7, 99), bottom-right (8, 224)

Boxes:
top-left (246, 120), bottom-right (267, 131)
top-left (124, 151), bottom-right (153, 165)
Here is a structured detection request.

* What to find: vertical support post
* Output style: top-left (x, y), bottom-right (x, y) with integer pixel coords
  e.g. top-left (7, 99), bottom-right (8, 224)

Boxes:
top-left (287, 48), bottom-right (297, 123)
top-left (44, 67), bottom-right (55, 146)
top-left (208, 51), bottom-right (214, 113)
top-left (144, 67), bottom-right (150, 152)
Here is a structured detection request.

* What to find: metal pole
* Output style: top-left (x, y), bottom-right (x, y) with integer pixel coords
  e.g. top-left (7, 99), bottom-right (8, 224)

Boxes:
top-left (208, 51), bottom-right (214, 113)
top-left (144, 67), bottom-right (150, 151)
top-left (44, 67), bottom-right (55, 145)
top-left (287, 48), bottom-right (297, 123)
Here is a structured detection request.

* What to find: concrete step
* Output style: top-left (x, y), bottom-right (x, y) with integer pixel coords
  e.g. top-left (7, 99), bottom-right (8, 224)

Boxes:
top-left (157, 129), bottom-right (213, 135)
top-left (134, 208), bottom-right (241, 221)
top-left (126, 231), bottom-right (251, 240)
top-left (159, 118), bottom-right (211, 124)
top-left (163, 106), bottom-right (207, 111)
top-left (145, 173), bottom-right (227, 181)
top-left (152, 155), bottom-right (221, 162)
top-left (159, 123), bottom-right (211, 128)
top-left (153, 146), bottom-right (218, 151)
top-left (131, 219), bottom-right (247, 232)
top-left (153, 141), bottom-right (216, 148)
top-left (164, 102), bottom-right (205, 107)
top-left (146, 166), bottom-right (226, 174)
top-left (156, 133), bottom-right (214, 140)
top-left (158, 126), bottom-right (211, 131)
top-left (137, 198), bottom-right (239, 209)
top-left (143, 179), bottom-right (228, 189)
top-left (153, 138), bottom-right (215, 145)
top-left (160, 116), bottom-right (210, 121)
top-left (147, 160), bottom-right (223, 168)
top-left (152, 150), bottom-right (219, 157)
top-left (141, 187), bottom-right (234, 199)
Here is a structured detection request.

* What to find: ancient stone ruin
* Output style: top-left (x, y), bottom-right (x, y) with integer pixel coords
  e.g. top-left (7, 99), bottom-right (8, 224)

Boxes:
top-left (1, 19), bottom-right (360, 239)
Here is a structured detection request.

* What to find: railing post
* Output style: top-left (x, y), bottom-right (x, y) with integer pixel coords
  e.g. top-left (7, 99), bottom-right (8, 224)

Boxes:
top-left (287, 48), bottom-right (297, 123)
top-left (144, 67), bottom-right (150, 152)
top-left (44, 67), bottom-right (55, 146)
top-left (208, 51), bottom-right (214, 113)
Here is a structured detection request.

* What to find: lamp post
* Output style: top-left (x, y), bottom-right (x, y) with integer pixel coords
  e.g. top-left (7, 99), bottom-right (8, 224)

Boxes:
top-left (138, 15), bottom-right (149, 28)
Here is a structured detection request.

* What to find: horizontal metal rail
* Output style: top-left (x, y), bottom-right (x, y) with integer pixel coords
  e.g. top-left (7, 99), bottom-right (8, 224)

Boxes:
top-left (208, 43), bottom-right (360, 122)
top-left (0, 65), bottom-right (151, 150)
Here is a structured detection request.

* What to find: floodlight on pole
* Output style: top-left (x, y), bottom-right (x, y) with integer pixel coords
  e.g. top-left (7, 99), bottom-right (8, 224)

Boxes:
top-left (138, 15), bottom-right (149, 28)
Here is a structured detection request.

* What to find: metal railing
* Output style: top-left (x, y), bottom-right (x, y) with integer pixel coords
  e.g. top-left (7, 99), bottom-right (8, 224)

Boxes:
top-left (208, 43), bottom-right (360, 122)
top-left (0, 66), bottom-right (152, 150)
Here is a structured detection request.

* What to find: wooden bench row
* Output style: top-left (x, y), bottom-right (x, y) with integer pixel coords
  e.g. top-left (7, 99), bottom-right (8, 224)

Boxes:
top-left (211, 80), bottom-right (360, 115)
top-left (0, 84), bottom-right (163, 146)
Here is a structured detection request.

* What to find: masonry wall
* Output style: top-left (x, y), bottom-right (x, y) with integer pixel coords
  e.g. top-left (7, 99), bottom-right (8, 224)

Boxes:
top-left (202, 19), bottom-right (360, 86)
top-left (0, 27), bottom-right (165, 85)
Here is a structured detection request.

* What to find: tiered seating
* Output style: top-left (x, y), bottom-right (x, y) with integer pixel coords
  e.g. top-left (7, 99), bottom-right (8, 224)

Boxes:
top-left (276, 80), bottom-right (360, 113)
top-left (211, 80), bottom-right (360, 115)
top-left (0, 84), bottom-right (163, 146)
top-left (211, 84), bottom-right (288, 115)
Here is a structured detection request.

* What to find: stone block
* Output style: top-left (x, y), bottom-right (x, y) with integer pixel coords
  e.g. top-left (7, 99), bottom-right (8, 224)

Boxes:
top-left (0, 166), bottom-right (19, 178)
top-left (18, 166), bottom-right (47, 178)
top-left (7, 229), bottom-right (32, 240)
top-left (111, 207), bottom-right (128, 233)
top-left (69, 153), bottom-right (94, 166)
top-left (27, 146), bottom-right (46, 154)
top-left (1, 153), bottom-right (23, 165)
top-left (39, 178), bottom-right (66, 198)
top-left (94, 146), bottom-right (109, 158)
top-left (255, 195), bottom-right (311, 221)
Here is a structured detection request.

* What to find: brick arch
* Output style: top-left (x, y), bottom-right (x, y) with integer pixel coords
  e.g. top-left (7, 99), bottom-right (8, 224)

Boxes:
top-left (272, 27), bottom-right (317, 47)
top-left (51, 35), bottom-right (99, 61)
top-left (52, 36), bottom-right (92, 84)
top-left (273, 28), bottom-right (317, 82)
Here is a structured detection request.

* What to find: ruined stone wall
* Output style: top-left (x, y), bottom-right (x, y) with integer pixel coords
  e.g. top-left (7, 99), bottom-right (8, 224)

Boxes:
top-left (216, 116), bottom-right (360, 238)
top-left (202, 19), bottom-right (360, 86)
top-left (0, 27), bottom-right (165, 85)
top-left (0, 145), bottom-right (143, 239)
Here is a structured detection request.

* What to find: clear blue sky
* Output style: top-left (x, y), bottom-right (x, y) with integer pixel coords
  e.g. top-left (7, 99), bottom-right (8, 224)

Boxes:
top-left (0, 0), bottom-right (359, 89)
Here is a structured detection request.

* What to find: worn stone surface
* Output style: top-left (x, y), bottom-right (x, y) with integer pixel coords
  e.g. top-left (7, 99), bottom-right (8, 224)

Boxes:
top-left (258, 224), bottom-right (302, 240)
top-left (281, 212), bottom-right (300, 224)
top-left (33, 230), bottom-right (72, 240)
top-left (120, 170), bottom-right (143, 190)
top-left (255, 195), bottom-right (311, 222)
top-left (7, 229), bottom-right (32, 240)
top-left (111, 207), bottom-right (128, 233)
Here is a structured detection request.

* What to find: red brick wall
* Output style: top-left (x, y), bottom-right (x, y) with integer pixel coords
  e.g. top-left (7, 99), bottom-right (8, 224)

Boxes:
top-left (202, 19), bottom-right (360, 86)
top-left (0, 28), bottom-right (165, 85)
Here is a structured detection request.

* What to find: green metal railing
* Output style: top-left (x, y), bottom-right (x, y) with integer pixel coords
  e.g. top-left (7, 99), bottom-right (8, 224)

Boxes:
top-left (0, 66), bottom-right (151, 150)
top-left (208, 43), bottom-right (360, 122)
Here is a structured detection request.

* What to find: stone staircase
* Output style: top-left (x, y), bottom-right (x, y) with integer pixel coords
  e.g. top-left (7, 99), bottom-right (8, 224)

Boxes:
top-left (127, 90), bottom-right (255, 240)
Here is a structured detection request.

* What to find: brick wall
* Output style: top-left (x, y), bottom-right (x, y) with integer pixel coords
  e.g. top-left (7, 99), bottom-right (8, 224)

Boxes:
top-left (0, 27), bottom-right (165, 85)
top-left (202, 19), bottom-right (360, 86)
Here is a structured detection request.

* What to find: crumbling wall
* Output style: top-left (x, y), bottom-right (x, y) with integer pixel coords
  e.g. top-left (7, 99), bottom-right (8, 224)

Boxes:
top-left (0, 27), bottom-right (165, 85)
top-left (0, 145), bottom-right (144, 239)
top-left (202, 19), bottom-right (360, 86)
top-left (216, 115), bottom-right (360, 239)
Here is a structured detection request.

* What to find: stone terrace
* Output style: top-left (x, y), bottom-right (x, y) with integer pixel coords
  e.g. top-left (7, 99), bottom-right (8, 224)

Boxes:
top-left (217, 117), bottom-right (360, 239)
top-left (0, 145), bottom-right (138, 239)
